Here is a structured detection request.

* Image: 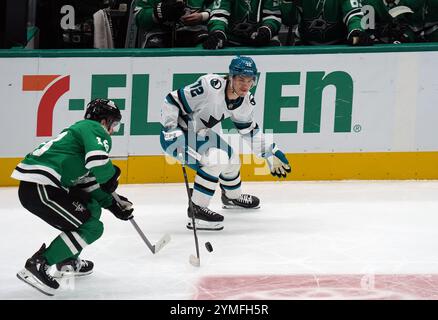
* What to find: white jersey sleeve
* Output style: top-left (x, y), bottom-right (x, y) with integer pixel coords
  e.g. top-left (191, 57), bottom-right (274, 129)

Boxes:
top-left (229, 94), bottom-right (273, 158)
top-left (161, 76), bottom-right (210, 130)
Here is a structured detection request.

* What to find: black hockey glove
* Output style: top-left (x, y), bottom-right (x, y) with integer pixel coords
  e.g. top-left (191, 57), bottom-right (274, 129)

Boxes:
top-left (202, 31), bottom-right (227, 50)
top-left (251, 26), bottom-right (272, 46)
top-left (387, 22), bottom-right (412, 43)
top-left (348, 29), bottom-right (373, 46)
top-left (106, 194), bottom-right (134, 221)
top-left (231, 22), bottom-right (256, 40)
top-left (100, 165), bottom-right (121, 194)
top-left (68, 186), bottom-right (92, 204)
top-left (154, 0), bottom-right (186, 24)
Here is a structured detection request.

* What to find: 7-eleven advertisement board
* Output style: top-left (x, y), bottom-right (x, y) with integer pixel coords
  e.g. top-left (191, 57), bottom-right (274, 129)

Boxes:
top-left (1, 52), bottom-right (438, 184)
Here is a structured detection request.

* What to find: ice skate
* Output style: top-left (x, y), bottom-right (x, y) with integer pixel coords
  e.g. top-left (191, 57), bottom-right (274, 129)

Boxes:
top-left (221, 190), bottom-right (260, 209)
top-left (54, 257), bottom-right (94, 278)
top-left (16, 244), bottom-right (60, 296)
top-left (187, 203), bottom-right (224, 231)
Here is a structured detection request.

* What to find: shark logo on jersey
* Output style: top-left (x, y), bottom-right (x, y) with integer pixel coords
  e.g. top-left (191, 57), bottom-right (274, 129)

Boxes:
top-left (210, 78), bottom-right (222, 89)
top-left (201, 114), bottom-right (225, 128)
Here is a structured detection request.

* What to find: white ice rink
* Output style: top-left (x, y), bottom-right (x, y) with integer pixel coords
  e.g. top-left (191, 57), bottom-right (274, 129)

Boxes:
top-left (2, 180), bottom-right (438, 300)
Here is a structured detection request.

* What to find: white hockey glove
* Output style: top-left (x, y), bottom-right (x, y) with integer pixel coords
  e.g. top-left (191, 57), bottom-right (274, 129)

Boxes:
top-left (163, 128), bottom-right (184, 142)
top-left (266, 145), bottom-right (291, 178)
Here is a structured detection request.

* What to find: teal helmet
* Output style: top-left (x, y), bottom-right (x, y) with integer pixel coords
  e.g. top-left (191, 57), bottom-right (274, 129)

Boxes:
top-left (228, 56), bottom-right (258, 81)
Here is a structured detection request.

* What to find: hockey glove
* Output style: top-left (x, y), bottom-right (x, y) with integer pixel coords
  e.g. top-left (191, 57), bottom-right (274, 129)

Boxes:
top-left (154, 0), bottom-right (186, 24)
top-left (106, 194), bottom-right (134, 221)
top-left (251, 26), bottom-right (272, 46)
top-left (163, 127), bottom-right (184, 142)
top-left (100, 165), bottom-right (121, 194)
top-left (231, 22), bottom-right (256, 40)
top-left (387, 22), bottom-right (413, 43)
top-left (202, 31), bottom-right (227, 50)
top-left (266, 145), bottom-right (291, 178)
top-left (348, 29), bottom-right (373, 46)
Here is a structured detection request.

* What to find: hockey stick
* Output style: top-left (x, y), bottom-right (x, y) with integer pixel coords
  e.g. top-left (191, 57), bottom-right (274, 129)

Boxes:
top-left (179, 153), bottom-right (201, 267)
top-left (112, 193), bottom-right (171, 254)
top-left (130, 218), bottom-right (171, 254)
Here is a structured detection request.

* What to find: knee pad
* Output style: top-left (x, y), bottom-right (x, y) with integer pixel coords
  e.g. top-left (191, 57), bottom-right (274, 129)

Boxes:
top-left (221, 151), bottom-right (240, 178)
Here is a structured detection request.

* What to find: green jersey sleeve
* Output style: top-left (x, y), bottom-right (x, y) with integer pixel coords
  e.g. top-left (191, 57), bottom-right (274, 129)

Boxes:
top-left (208, 0), bottom-right (230, 33)
top-left (134, 0), bottom-right (157, 30)
top-left (342, 0), bottom-right (365, 33)
top-left (262, 0), bottom-right (282, 34)
top-left (90, 187), bottom-right (114, 208)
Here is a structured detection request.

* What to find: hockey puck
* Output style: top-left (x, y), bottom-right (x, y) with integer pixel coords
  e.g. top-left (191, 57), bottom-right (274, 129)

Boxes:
top-left (205, 242), bottom-right (213, 253)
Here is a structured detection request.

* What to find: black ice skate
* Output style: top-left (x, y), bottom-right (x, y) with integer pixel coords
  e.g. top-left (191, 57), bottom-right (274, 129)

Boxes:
top-left (221, 190), bottom-right (260, 209)
top-left (54, 257), bottom-right (94, 278)
top-left (16, 244), bottom-right (60, 296)
top-left (187, 203), bottom-right (224, 231)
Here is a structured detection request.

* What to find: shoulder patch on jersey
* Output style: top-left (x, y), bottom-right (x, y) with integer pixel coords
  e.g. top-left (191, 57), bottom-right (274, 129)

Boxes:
top-left (249, 94), bottom-right (256, 106)
top-left (210, 78), bottom-right (222, 90)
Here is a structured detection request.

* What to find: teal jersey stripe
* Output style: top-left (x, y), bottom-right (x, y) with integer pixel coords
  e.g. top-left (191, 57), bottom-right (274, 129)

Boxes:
top-left (221, 182), bottom-right (241, 190)
top-left (177, 89), bottom-right (193, 114)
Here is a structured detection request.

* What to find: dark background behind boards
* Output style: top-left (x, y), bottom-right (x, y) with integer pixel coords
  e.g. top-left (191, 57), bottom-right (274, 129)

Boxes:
top-left (37, 0), bottom-right (130, 49)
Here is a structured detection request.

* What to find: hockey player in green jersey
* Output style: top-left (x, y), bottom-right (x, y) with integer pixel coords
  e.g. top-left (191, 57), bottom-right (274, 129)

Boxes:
top-left (11, 99), bottom-right (134, 296)
top-left (203, 0), bottom-right (282, 49)
top-left (134, 0), bottom-right (213, 47)
top-left (288, 0), bottom-right (373, 45)
top-left (362, 0), bottom-right (425, 43)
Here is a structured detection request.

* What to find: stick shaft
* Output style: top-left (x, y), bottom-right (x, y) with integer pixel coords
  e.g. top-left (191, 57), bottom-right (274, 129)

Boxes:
top-left (130, 218), bottom-right (155, 253)
top-left (181, 163), bottom-right (200, 260)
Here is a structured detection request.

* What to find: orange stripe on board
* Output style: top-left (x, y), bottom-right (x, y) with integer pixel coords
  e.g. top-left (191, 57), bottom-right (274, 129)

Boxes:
top-left (22, 75), bottom-right (60, 91)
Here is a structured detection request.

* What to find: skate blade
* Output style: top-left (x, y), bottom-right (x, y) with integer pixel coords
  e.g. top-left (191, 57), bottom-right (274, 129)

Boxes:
top-left (187, 219), bottom-right (224, 231)
top-left (154, 234), bottom-right (171, 253)
top-left (222, 204), bottom-right (261, 209)
top-left (17, 269), bottom-right (56, 296)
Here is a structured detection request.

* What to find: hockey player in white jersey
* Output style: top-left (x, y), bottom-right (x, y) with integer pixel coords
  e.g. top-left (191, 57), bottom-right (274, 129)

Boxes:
top-left (160, 56), bottom-right (291, 231)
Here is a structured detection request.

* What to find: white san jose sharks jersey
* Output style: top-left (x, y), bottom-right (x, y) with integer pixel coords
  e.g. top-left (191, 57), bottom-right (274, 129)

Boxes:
top-left (161, 74), bottom-right (272, 156)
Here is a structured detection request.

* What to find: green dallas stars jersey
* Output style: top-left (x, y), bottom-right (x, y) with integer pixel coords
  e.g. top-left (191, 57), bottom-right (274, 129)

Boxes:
top-left (293, 0), bottom-right (365, 44)
top-left (11, 119), bottom-right (116, 206)
top-left (362, 0), bottom-right (426, 42)
top-left (134, 0), bottom-right (213, 31)
top-left (208, 0), bottom-right (282, 38)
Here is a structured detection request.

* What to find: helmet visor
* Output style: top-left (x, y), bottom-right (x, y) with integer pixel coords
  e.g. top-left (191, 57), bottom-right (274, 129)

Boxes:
top-left (110, 120), bottom-right (121, 133)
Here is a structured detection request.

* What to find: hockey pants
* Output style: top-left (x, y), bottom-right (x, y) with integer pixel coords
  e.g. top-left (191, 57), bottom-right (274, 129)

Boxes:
top-left (160, 128), bottom-right (242, 207)
top-left (18, 181), bottom-right (104, 265)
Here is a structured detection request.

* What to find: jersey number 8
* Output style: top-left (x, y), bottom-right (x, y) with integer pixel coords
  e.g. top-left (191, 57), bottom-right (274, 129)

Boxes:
top-left (32, 131), bottom-right (68, 157)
